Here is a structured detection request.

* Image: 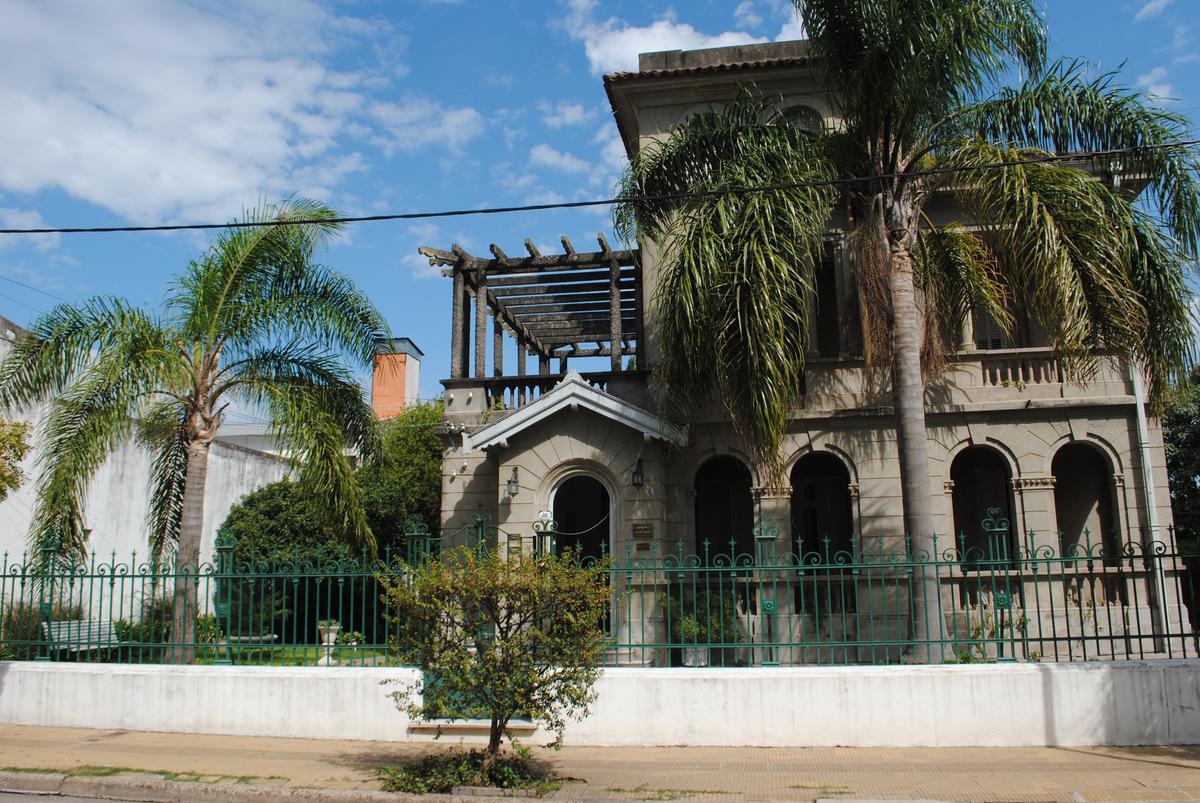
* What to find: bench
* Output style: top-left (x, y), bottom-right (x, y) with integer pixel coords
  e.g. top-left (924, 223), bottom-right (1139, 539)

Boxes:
top-left (41, 619), bottom-right (127, 656)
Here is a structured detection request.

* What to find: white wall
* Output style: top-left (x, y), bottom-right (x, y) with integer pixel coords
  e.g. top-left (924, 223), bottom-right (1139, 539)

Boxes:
top-left (0, 437), bottom-right (289, 566)
top-left (1, 662), bottom-right (1196, 747)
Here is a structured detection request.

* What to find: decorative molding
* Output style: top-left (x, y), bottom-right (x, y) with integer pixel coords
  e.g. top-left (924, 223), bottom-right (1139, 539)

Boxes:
top-left (943, 480), bottom-right (955, 493)
top-left (1112, 474), bottom-right (1126, 488)
top-left (465, 371), bottom-right (687, 451)
top-left (847, 483), bottom-right (860, 498)
top-left (752, 485), bottom-right (791, 500)
top-left (1012, 476), bottom-right (1056, 491)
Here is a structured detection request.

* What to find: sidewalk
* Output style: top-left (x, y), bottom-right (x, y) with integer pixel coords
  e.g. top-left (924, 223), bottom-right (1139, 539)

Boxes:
top-left (0, 725), bottom-right (1198, 801)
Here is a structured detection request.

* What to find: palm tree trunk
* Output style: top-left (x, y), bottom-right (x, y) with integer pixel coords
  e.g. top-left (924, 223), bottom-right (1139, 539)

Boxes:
top-left (888, 235), bottom-right (947, 662)
top-left (166, 439), bottom-right (211, 664)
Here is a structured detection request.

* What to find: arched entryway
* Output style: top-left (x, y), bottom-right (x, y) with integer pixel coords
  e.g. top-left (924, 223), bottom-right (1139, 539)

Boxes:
top-left (950, 446), bottom-right (1016, 563)
top-left (551, 475), bottom-right (610, 564)
top-left (791, 452), bottom-right (854, 561)
top-left (694, 456), bottom-right (754, 559)
top-left (1052, 442), bottom-right (1118, 556)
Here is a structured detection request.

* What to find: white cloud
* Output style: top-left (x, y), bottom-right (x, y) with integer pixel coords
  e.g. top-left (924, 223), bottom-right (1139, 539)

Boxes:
top-left (537, 100), bottom-right (600, 129)
top-left (1137, 66), bottom-right (1175, 101)
top-left (407, 222), bottom-right (440, 242)
top-left (530, 143), bottom-right (592, 175)
top-left (776, 16), bottom-right (806, 41)
top-left (0, 0), bottom-right (409, 224)
top-left (557, 0), bottom-right (766, 75)
top-left (1134, 0), bottom-right (1175, 21)
top-left (734, 1), bottom-right (763, 29)
top-left (0, 209), bottom-right (59, 252)
top-left (369, 96), bottom-right (486, 155)
top-left (403, 252), bottom-right (441, 280)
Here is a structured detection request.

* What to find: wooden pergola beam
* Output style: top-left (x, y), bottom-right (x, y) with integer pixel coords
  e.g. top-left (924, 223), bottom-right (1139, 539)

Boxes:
top-left (492, 280), bottom-right (636, 299)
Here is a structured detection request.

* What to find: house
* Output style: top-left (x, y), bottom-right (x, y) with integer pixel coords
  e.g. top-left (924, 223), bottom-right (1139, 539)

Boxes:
top-left (423, 40), bottom-right (1193, 664)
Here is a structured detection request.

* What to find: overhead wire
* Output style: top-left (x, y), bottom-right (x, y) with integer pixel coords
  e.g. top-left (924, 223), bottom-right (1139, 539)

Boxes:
top-left (0, 140), bottom-right (1196, 237)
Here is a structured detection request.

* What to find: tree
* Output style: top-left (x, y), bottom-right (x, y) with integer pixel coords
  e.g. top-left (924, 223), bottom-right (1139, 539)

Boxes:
top-left (1162, 369), bottom-right (1200, 622)
top-left (357, 400), bottom-right (444, 554)
top-left (218, 479), bottom-right (352, 566)
top-left (615, 1), bottom-right (1199, 656)
top-left (0, 419), bottom-right (30, 502)
top-left (383, 546), bottom-right (612, 772)
top-left (0, 199), bottom-right (388, 662)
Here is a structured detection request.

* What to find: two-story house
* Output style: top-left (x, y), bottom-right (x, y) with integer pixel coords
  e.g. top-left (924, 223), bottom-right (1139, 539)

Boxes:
top-left (422, 40), bottom-right (1193, 665)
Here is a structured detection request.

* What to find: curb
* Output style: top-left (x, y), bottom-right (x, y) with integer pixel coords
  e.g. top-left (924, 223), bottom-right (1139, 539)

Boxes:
top-left (0, 771), bottom-right (530, 803)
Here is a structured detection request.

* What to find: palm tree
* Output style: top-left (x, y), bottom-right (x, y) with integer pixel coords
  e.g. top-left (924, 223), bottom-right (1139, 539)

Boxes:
top-left (0, 199), bottom-right (389, 662)
top-left (615, 1), bottom-right (1199, 657)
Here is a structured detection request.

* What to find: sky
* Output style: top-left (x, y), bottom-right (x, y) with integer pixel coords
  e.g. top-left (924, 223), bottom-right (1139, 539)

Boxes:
top-left (0, 0), bottom-right (1196, 411)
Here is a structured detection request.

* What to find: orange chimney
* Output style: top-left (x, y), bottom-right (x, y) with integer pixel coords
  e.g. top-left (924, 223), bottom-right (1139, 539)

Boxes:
top-left (371, 337), bottom-right (423, 419)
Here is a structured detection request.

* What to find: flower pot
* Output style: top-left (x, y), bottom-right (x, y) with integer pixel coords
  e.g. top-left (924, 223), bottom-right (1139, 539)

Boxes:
top-left (681, 646), bottom-right (709, 667)
top-left (318, 624), bottom-right (341, 645)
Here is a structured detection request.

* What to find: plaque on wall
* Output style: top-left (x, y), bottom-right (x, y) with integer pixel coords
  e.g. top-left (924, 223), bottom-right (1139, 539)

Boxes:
top-left (631, 521), bottom-right (654, 540)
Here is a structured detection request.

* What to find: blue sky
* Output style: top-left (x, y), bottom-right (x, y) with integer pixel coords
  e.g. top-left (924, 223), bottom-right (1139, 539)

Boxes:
top-left (0, 0), bottom-right (1196, 409)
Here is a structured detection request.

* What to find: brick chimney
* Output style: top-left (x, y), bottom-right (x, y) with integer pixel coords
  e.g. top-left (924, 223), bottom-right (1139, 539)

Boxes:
top-left (371, 337), bottom-right (424, 419)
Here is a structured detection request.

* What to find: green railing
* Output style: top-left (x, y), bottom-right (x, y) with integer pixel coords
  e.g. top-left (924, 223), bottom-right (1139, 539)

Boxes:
top-left (1, 516), bottom-right (1196, 666)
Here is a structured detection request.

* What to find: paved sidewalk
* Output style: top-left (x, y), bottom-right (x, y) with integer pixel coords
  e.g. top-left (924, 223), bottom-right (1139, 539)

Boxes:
top-left (0, 725), bottom-right (1198, 801)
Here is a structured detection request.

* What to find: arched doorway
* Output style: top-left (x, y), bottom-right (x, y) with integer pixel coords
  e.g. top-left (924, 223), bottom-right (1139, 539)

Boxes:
top-left (950, 446), bottom-right (1015, 563)
top-left (791, 452), bottom-right (854, 560)
top-left (551, 475), bottom-right (610, 564)
top-left (1052, 442), bottom-right (1117, 556)
top-left (694, 456), bottom-right (754, 559)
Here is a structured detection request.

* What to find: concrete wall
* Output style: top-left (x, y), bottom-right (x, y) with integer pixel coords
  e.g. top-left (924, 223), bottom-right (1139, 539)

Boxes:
top-left (0, 437), bottom-right (289, 565)
top-left (1, 661), bottom-right (1196, 747)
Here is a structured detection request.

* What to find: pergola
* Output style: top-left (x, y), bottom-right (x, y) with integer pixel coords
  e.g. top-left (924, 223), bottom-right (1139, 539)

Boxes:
top-left (420, 234), bottom-right (642, 379)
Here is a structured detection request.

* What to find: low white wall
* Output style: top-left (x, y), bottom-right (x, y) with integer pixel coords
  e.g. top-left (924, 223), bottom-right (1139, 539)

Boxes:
top-left (1, 661), bottom-right (1197, 747)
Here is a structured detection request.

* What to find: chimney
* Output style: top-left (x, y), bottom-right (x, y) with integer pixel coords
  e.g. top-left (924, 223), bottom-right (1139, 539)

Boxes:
top-left (371, 337), bottom-right (424, 419)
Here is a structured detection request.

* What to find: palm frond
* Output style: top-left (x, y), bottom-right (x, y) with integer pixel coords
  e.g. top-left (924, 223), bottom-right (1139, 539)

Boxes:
top-left (615, 92), bottom-right (836, 470)
top-left (949, 141), bottom-right (1190, 395)
top-left (940, 59), bottom-right (1200, 256)
top-left (799, 0), bottom-right (1046, 148)
top-left (915, 224), bottom-right (1013, 360)
top-left (136, 400), bottom-right (190, 565)
top-left (230, 350), bottom-right (379, 551)
top-left (28, 326), bottom-right (176, 561)
top-left (0, 299), bottom-right (165, 415)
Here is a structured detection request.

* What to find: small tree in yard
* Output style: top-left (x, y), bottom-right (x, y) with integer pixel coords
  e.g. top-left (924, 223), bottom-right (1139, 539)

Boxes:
top-left (382, 545), bottom-right (611, 775)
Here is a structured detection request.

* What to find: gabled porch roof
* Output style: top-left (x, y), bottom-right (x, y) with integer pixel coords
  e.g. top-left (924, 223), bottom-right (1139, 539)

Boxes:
top-left (465, 370), bottom-right (687, 451)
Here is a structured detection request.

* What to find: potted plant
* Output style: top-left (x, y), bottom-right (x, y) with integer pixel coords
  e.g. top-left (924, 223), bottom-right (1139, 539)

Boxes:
top-left (317, 619), bottom-right (341, 645)
top-left (678, 615), bottom-right (708, 667)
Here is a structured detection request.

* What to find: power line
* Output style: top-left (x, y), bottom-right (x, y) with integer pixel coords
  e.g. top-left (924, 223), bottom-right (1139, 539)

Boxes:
top-left (0, 274), bottom-right (69, 303)
top-left (0, 290), bottom-right (45, 316)
top-left (0, 140), bottom-right (1196, 237)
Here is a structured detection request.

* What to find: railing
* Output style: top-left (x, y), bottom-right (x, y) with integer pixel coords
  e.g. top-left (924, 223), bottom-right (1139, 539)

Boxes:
top-left (975, 349), bottom-right (1064, 387)
top-left (2, 520), bottom-right (1195, 667)
top-left (444, 370), bottom-right (645, 413)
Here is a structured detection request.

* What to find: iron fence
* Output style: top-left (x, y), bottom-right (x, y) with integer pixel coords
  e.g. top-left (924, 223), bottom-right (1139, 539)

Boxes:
top-left (1, 516), bottom-right (1196, 667)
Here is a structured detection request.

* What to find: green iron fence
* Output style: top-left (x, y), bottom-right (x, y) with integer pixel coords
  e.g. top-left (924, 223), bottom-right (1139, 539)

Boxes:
top-left (1, 515), bottom-right (1196, 667)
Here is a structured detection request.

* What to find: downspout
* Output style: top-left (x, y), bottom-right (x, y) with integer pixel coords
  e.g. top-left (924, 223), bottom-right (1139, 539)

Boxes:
top-left (1129, 362), bottom-right (1170, 640)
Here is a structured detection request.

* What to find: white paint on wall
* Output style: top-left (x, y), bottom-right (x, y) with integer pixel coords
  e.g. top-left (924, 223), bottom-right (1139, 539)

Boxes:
top-left (0, 661), bottom-right (1196, 747)
top-left (0, 437), bottom-right (288, 566)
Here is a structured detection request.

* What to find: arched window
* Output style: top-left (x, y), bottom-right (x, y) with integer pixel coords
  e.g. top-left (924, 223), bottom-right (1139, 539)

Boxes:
top-left (551, 475), bottom-right (610, 564)
top-left (791, 452), bottom-right (853, 561)
top-left (950, 446), bottom-right (1015, 563)
top-left (694, 456), bottom-right (754, 560)
top-left (1052, 442), bottom-right (1117, 556)
top-left (781, 104), bottom-right (823, 134)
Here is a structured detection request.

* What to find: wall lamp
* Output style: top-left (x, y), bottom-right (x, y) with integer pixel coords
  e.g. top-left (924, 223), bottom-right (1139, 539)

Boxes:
top-left (505, 467), bottom-right (520, 498)
top-left (630, 458), bottom-right (644, 489)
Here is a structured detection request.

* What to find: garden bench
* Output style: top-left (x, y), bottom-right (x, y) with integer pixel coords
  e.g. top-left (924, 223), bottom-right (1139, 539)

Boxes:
top-left (41, 618), bottom-right (128, 656)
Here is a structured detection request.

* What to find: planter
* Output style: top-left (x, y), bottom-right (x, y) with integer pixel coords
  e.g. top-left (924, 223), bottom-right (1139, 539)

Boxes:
top-left (318, 624), bottom-right (341, 645)
top-left (681, 646), bottom-right (709, 667)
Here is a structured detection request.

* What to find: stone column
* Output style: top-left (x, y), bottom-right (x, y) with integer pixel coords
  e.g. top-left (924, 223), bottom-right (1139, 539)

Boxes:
top-left (753, 486), bottom-right (794, 664)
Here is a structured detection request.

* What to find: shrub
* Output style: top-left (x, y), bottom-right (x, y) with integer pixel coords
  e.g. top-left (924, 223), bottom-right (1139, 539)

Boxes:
top-left (382, 546), bottom-right (611, 774)
top-left (377, 750), bottom-right (560, 795)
